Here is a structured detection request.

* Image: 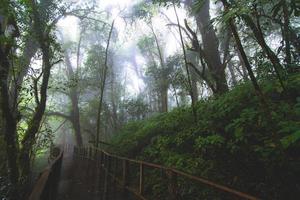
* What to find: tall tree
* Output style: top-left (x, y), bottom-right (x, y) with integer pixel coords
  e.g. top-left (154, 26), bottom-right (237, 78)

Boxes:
top-left (96, 20), bottom-right (115, 147)
top-left (64, 51), bottom-right (83, 146)
top-left (185, 0), bottom-right (229, 95)
top-left (0, 1), bottom-right (20, 198)
top-left (173, 3), bottom-right (197, 120)
top-left (19, 0), bottom-right (57, 182)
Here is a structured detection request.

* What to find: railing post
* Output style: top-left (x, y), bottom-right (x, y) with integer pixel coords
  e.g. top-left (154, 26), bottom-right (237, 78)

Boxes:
top-left (167, 170), bottom-right (180, 200)
top-left (98, 151), bottom-right (104, 196)
top-left (84, 147), bottom-right (87, 158)
top-left (86, 146), bottom-right (91, 192)
top-left (89, 146), bottom-right (92, 160)
top-left (112, 157), bottom-right (118, 199)
top-left (103, 155), bottom-right (111, 200)
top-left (94, 148), bottom-right (97, 161)
top-left (100, 151), bottom-right (104, 167)
top-left (139, 163), bottom-right (144, 195)
top-left (73, 146), bottom-right (77, 158)
top-left (122, 160), bottom-right (129, 199)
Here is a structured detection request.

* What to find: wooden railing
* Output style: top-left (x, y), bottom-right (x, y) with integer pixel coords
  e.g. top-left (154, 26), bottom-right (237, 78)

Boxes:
top-left (74, 146), bottom-right (260, 200)
top-left (28, 148), bottom-right (63, 200)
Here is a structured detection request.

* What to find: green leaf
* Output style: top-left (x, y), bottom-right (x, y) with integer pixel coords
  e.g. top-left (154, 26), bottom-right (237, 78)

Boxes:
top-left (280, 130), bottom-right (300, 149)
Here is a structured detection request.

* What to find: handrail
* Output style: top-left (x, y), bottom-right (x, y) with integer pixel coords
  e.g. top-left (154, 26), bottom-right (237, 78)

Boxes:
top-left (74, 146), bottom-right (260, 200)
top-left (28, 148), bottom-right (63, 200)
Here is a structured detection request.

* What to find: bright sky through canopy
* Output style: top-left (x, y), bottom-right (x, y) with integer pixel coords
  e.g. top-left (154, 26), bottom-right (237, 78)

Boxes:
top-left (57, 0), bottom-right (188, 96)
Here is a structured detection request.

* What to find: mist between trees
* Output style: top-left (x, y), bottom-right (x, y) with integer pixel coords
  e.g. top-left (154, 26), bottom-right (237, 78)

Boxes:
top-left (0, 0), bottom-right (299, 199)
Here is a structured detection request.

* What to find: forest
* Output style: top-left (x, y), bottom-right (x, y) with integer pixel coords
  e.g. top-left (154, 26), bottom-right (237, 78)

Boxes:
top-left (0, 0), bottom-right (299, 199)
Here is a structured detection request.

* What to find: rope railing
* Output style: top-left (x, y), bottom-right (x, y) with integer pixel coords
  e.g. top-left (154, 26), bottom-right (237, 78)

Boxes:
top-left (28, 147), bottom-right (64, 200)
top-left (74, 146), bottom-right (260, 200)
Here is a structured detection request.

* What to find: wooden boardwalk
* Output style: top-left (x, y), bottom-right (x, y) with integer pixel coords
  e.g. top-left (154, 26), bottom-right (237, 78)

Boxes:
top-left (29, 144), bottom-right (259, 200)
top-left (57, 145), bottom-right (124, 200)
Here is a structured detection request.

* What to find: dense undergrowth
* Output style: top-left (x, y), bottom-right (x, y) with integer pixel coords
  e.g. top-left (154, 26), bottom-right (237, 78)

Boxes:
top-left (109, 74), bottom-right (300, 199)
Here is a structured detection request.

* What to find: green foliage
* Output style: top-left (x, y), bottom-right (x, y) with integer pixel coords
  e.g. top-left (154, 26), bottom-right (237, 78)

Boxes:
top-left (131, 1), bottom-right (159, 21)
top-left (110, 74), bottom-right (300, 199)
top-left (281, 130), bottom-right (300, 148)
top-left (122, 97), bottom-right (149, 121)
top-left (195, 134), bottom-right (225, 149)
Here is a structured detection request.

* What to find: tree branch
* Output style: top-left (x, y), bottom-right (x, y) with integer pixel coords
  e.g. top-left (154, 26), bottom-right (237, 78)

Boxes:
top-left (45, 111), bottom-right (71, 121)
top-left (166, 23), bottom-right (193, 41)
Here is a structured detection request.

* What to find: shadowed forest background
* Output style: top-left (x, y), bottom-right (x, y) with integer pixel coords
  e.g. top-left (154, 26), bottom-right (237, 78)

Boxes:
top-left (0, 0), bottom-right (300, 199)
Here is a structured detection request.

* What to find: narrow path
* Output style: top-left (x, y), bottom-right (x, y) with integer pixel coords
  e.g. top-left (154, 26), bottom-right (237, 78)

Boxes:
top-left (57, 145), bottom-right (100, 200)
top-left (57, 145), bottom-right (74, 200)
top-left (57, 145), bottom-right (123, 200)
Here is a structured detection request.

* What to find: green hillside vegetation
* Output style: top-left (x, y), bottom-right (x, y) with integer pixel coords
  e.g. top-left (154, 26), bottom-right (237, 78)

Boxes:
top-left (109, 74), bottom-right (300, 199)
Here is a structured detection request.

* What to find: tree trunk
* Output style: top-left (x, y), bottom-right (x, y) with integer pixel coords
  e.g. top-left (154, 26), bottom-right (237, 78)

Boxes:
top-left (96, 21), bottom-right (114, 147)
top-left (65, 52), bottom-right (83, 146)
top-left (242, 14), bottom-right (286, 89)
top-left (150, 23), bottom-right (169, 112)
top-left (227, 62), bottom-right (238, 86)
top-left (171, 83), bottom-right (179, 107)
top-left (19, 42), bottom-right (52, 180)
top-left (289, 27), bottom-right (300, 55)
top-left (236, 46), bottom-right (249, 81)
top-left (197, 0), bottom-right (228, 94)
top-left (190, 66), bottom-right (199, 102)
top-left (70, 98), bottom-right (83, 146)
top-left (173, 3), bottom-right (197, 120)
top-left (10, 37), bottom-right (38, 105)
top-left (0, 47), bottom-right (19, 200)
top-left (185, 0), bottom-right (228, 95)
top-left (110, 64), bottom-right (120, 131)
top-left (282, 0), bottom-right (291, 68)
top-left (221, 0), bottom-right (264, 101)
top-left (221, 29), bottom-right (237, 86)
top-left (160, 83), bottom-right (168, 112)
top-left (0, 7), bottom-right (20, 198)
top-left (19, 0), bottom-right (53, 182)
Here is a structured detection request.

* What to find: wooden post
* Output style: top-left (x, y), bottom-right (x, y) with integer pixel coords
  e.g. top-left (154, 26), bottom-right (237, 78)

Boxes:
top-left (98, 151), bottom-right (104, 196)
top-left (94, 148), bottom-right (97, 161)
top-left (139, 163), bottom-right (144, 195)
top-left (112, 157), bottom-right (118, 199)
top-left (103, 156), bottom-right (111, 200)
top-left (100, 151), bottom-right (104, 167)
top-left (94, 148), bottom-right (99, 195)
top-left (73, 146), bottom-right (76, 160)
top-left (114, 158), bottom-right (118, 179)
top-left (88, 147), bottom-right (93, 191)
top-left (83, 147), bottom-right (86, 159)
top-left (167, 170), bottom-right (180, 200)
top-left (122, 160), bottom-right (129, 199)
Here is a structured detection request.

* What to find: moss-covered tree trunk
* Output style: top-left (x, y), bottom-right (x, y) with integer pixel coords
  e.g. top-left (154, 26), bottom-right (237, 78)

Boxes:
top-left (0, 4), bottom-right (20, 199)
top-left (19, 0), bottom-right (53, 183)
top-left (0, 47), bottom-right (19, 200)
